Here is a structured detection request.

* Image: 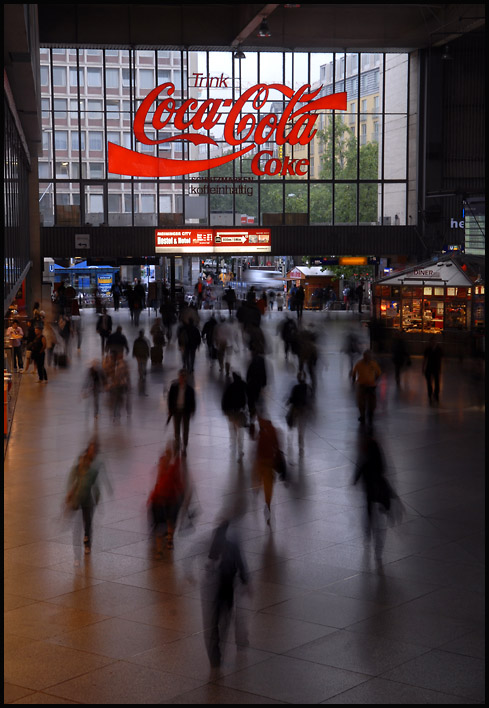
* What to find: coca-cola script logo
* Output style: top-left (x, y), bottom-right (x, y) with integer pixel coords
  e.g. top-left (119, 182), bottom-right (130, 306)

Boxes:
top-left (108, 82), bottom-right (346, 178)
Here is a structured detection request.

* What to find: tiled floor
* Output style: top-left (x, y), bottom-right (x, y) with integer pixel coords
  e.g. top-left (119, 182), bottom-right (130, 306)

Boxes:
top-left (4, 306), bottom-right (485, 704)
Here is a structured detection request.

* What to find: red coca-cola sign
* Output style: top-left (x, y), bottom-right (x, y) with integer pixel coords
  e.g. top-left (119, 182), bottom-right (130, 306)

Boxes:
top-left (108, 82), bottom-right (346, 178)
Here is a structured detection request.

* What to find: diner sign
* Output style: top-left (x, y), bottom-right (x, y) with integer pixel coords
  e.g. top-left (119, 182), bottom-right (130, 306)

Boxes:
top-left (155, 228), bottom-right (271, 254)
top-left (108, 82), bottom-right (346, 178)
top-left (405, 269), bottom-right (442, 280)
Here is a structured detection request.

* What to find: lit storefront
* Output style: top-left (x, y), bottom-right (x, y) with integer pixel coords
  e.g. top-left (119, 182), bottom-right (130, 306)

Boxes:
top-left (371, 254), bottom-right (485, 354)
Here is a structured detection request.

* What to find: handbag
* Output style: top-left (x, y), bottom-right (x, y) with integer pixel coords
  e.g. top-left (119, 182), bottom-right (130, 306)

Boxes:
top-left (274, 448), bottom-right (287, 482)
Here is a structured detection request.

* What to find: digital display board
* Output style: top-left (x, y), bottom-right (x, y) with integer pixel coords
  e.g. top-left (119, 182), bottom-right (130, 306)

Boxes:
top-left (155, 228), bottom-right (271, 254)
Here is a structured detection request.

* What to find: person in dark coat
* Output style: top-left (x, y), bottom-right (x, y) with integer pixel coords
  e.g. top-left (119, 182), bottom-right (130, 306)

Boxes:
top-left (202, 314), bottom-right (218, 364)
top-left (96, 307), bottom-right (112, 355)
top-left (222, 372), bottom-right (248, 460)
top-left (278, 316), bottom-right (298, 360)
top-left (106, 325), bottom-right (129, 358)
top-left (246, 352), bottom-right (267, 433)
top-left (203, 520), bottom-right (249, 667)
top-left (286, 372), bottom-right (312, 453)
top-left (167, 369), bottom-right (196, 456)
top-left (391, 331), bottom-right (410, 387)
top-left (177, 321), bottom-right (201, 373)
top-left (159, 298), bottom-right (176, 342)
top-left (295, 285), bottom-right (305, 319)
top-left (132, 330), bottom-right (151, 395)
top-left (132, 280), bottom-right (146, 327)
top-left (423, 336), bottom-right (443, 404)
top-left (353, 432), bottom-right (400, 565)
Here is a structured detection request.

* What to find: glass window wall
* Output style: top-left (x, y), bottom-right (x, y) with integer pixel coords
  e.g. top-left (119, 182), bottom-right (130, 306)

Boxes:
top-left (39, 47), bottom-right (412, 228)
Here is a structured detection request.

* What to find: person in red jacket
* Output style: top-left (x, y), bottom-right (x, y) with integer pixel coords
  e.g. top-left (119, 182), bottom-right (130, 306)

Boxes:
top-left (148, 445), bottom-right (185, 556)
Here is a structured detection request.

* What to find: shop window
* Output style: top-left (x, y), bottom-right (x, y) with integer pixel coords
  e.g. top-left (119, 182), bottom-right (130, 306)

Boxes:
top-left (423, 301), bottom-right (444, 332)
top-left (434, 286), bottom-right (444, 297)
top-left (446, 302), bottom-right (468, 330)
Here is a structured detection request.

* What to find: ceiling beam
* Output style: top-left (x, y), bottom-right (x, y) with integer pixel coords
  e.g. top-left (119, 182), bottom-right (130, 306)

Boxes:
top-left (231, 4), bottom-right (280, 48)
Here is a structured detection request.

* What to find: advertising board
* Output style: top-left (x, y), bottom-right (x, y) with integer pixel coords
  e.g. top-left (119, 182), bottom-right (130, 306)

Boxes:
top-left (155, 228), bottom-right (271, 254)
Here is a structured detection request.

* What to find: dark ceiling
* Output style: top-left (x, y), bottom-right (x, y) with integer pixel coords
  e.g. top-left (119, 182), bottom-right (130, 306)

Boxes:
top-left (37, 3), bottom-right (485, 52)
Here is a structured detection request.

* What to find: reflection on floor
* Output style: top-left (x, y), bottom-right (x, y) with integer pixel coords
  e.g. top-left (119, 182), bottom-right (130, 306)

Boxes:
top-left (4, 307), bottom-right (485, 704)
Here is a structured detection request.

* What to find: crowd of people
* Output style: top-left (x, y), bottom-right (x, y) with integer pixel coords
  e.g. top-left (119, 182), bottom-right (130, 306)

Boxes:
top-left (7, 276), bottom-right (451, 668)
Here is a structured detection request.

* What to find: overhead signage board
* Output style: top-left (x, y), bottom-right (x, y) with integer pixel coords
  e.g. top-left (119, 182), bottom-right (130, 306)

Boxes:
top-left (155, 228), bottom-right (271, 254)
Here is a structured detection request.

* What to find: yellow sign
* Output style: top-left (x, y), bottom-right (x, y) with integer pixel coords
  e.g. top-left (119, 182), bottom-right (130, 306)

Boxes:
top-left (339, 257), bottom-right (367, 266)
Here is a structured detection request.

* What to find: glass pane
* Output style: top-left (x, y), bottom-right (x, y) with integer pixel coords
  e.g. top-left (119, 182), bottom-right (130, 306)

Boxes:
top-left (334, 183), bottom-right (357, 224)
top-left (261, 183), bottom-right (283, 226)
top-left (39, 182), bottom-right (54, 226)
top-left (384, 114), bottom-right (407, 178)
top-left (85, 185), bottom-right (105, 226)
top-left (310, 183), bottom-right (332, 224)
top-left (334, 119), bottom-right (357, 179)
top-left (56, 184), bottom-right (80, 225)
top-left (359, 183), bottom-right (379, 224)
top-left (383, 182), bottom-right (406, 225)
top-left (385, 54), bottom-right (408, 114)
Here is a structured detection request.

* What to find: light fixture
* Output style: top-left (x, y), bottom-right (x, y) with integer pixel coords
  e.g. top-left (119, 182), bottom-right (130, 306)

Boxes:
top-left (257, 19), bottom-right (271, 38)
top-left (233, 49), bottom-right (246, 60)
top-left (442, 44), bottom-right (452, 61)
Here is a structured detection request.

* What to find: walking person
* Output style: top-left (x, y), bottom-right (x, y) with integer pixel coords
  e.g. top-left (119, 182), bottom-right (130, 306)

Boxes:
top-left (132, 329), bottom-right (151, 396)
top-left (203, 519), bottom-right (249, 667)
top-left (83, 359), bottom-right (106, 419)
top-left (356, 280), bottom-right (365, 314)
top-left (31, 326), bottom-right (48, 383)
top-left (148, 444), bottom-right (185, 555)
top-left (246, 351), bottom-right (267, 435)
top-left (65, 437), bottom-right (111, 560)
top-left (23, 319), bottom-right (37, 374)
top-left (222, 372), bottom-right (248, 461)
top-left (110, 353), bottom-right (131, 420)
top-left (253, 416), bottom-right (285, 526)
top-left (106, 325), bottom-right (129, 359)
top-left (133, 279), bottom-right (146, 327)
top-left (295, 285), bottom-right (305, 320)
top-left (286, 372), bottom-right (312, 454)
top-left (167, 369), bottom-right (196, 456)
top-left (391, 331), bottom-right (411, 387)
top-left (353, 431), bottom-right (403, 567)
top-left (177, 320), bottom-right (201, 374)
top-left (6, 319), bottom-right (24, 372)
top-left (96, 308), bottom-right (112, 356)
top-left (276, 291), bottom-right (284, 312)
top-left (423, 336), bottom-right (443, 405)
top-left (351, 350), bottom-right (382, 426)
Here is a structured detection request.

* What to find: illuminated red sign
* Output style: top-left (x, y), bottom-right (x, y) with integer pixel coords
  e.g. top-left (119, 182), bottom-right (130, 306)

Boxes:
top-left (155, 228), bottom-right (271, 254)
top-left (109, 82), bottom-right (346, 178)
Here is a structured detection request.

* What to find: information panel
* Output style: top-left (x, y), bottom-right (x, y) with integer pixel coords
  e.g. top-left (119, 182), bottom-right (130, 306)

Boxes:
top-left (155, 228), bottom-right (271, 254)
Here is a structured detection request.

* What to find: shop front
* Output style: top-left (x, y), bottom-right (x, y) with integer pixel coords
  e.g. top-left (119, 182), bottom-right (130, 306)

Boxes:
top-left (371, 254), bottom-right (485, 356)
top-left (285, 267), bottom-right (337, 309)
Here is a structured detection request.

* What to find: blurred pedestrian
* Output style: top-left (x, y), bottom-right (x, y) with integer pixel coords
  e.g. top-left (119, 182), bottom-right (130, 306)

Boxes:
top-left (110, 353), bottom-right (131, 420)
top-left (111, 280), bottom-right (122, 311)
top-left (213, 317), bottom-right (233, 374)
top-left (132, 329), bottom-right (151, 396)
top-left (391, 331), bottom-right (411, 387)
top-left (353, 432), bottom-right (402, 566)
top-left (159, 298), bottom-right (176, 343)
top-left (295, 284), bottom-right (305, 319)
top-left (177, 319), bottom-right (201, 373)
top-left (356, 280), bottom-right (365, 314)
top-left (106, 325), bottom-right (129, 358)
top-left (276, 291), bottom-right (284, 312)
top-left (96, 307), bottom-right (112, 356)
top-left (252, 416), bottom-right (285, 525)
top-left (423, 336), bottom-right (443, 405)
top-left (65, 437), bottom-right (111, 559)
top-left (203, 520), bottom-right (249, 667)
top-left (148, 444), bottom-right (185, 555)
top-left (23, 319), bottom-right (36, 374)
top-left (222, 372), bottom-right (248, 461)
top-left (279, 316), bottom-right (298, 361)
top-left (246, 351), bottom-right (267, 435)
top-left (167, 369), bottom-right (196, 456)
top-left (343, 329), bottom-right (361, 376)
top-left (6, 319), bottom-right (24, 372)
top-left (202, 313), bottom-right (218, 364)
top-left (133, 279), bottom-right (146, 327)
top-left (297, 326), bottom-right (318, 389)
top-left (351, 350), bottom-right (382, 426)
top-left (82, 359), bottom-right (106, 419)
top-left (71, 297), bottom-right (82, 350)
top-left (286, 372), bottom-right (312, 453)
top-left (31, 326), bottom-right (48, 383)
